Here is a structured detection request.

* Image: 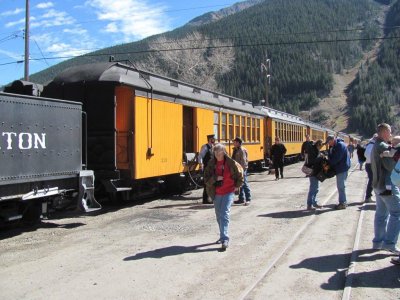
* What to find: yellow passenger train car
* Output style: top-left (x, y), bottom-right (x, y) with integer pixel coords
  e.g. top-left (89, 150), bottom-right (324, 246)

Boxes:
top-left (43, 62), bottom-right (266, 197)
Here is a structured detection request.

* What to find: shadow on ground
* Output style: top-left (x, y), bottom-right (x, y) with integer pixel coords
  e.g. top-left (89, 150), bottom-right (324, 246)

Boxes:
top-left (290, 249), bottom-right (400, 290)
top-left (123, 242), bottom-right (219, 261)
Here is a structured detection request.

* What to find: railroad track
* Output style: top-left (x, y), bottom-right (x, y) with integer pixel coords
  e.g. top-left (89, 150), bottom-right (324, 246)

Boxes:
top-left (238, 163), bottom-right (370, 299)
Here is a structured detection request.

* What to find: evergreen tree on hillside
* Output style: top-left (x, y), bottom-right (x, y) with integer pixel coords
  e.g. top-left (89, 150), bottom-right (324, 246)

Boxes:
top-left (348, 0), bottom-right (400, 136)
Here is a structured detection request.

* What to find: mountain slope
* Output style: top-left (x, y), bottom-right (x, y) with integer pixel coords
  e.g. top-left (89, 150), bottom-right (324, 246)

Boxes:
top-left (186, 0), bottom-right (264, 26)
top-left (27, 0), bottom-right (389, 136)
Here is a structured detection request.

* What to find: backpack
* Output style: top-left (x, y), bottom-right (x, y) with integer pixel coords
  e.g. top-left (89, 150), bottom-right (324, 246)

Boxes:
top-left (391, 160), bottom-right (400, 186)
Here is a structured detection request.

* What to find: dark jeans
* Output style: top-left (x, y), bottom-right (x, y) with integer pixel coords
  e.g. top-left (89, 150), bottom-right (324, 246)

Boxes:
top-left (273, 159), bottom-right (284, 178)
top-left (365, 163), bottom-right (373, 200)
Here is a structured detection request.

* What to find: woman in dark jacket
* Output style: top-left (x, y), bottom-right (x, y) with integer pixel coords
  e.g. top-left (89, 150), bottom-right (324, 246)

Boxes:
top-left (305, 139), bottom-right (324, 210)
top-left (270, 137), bottom-right (287, 180)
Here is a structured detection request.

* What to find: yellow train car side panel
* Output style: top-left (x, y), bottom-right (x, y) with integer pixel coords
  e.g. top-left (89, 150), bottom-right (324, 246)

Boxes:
top-left (243, 118), bottom-right (265, 162)
top-left (194, 108), bottom-right (214, 152)
top-left (284, 142), bottom-right (303, 156)
top-left (134, 95), bottom-right (183, 179)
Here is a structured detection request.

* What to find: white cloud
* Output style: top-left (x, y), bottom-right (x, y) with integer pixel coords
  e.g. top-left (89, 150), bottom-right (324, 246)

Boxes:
top-left (5, 18), bottom-right (25, 28)
top-left (63, 28), bottom-right (88, 35)
top-left (0, 49), bottom-right (23, 61)
top-left (36, 2), bottom-right (54, 9)
top-left (86, 0), bottom-right (171, 41)
top-left (31, 9), bottom-right (75, 28)
top-left (0, 8), bottom-right (24, 17)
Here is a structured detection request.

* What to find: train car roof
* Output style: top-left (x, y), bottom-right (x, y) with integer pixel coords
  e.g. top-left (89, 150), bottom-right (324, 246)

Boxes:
top-left (258, 106), bottom-right (307, 125)
top-left (51, 62), bottom-right (265, 117)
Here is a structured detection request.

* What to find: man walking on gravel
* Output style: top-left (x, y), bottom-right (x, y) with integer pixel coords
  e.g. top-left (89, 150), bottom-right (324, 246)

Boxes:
top-left (371, 123), bottom-right (400, 255)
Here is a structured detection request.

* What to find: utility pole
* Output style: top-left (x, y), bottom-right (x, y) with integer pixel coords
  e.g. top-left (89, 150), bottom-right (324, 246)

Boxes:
top-left (24, 0), bottom-right (30, 81)
top-left (260, 53), bottom-right (271, 107)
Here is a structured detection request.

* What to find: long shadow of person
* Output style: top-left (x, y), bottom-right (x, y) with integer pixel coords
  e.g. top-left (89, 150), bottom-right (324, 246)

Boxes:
top-left (123, 243), bottom-right (218, 261)
top-left (290, 249), bottom-right (399, 290)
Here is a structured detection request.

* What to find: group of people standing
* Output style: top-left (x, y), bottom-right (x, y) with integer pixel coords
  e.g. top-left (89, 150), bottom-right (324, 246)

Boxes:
top-left (302, 134), bottom-right (351, 211)
top-left (198, 134), bottom-right (251, 251)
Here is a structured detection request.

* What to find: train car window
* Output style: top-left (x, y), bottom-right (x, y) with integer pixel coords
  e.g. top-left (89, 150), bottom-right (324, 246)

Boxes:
top-left (229, 115), bottom-right (234, 140)
top-left (283, 123), bottom-right (286, 142)
top-left (247, 118), bottom-right (251, 142)
top-left (241, 116), bottom-right (246, 141)
top-left (214, 112), bottom-right (219, 139)
top-left (221, 113), bottom-right (227, 141)
top-left (252, 118), bottom-right (256, 142)
top-left (257, 119), bottom-right (260, 142)
top-left (291, 124), bottom-right (294, 142)
top-left (235, 116), bottom-right (240, 138)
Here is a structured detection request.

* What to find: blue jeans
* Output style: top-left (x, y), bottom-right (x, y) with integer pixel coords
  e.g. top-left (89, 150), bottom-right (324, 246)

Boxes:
top-left (307, 176), bottom-right (320, 206)
top-left (336, 171), bottom-right (348, 204)
top-left (365, 163), bottom-right (373, 200)
top-left (214, 192), bottom-right (234, 242)
top-left (239, 169), bottom-right (251, 201)
top-left (373, 185), bottom-right (400, 248)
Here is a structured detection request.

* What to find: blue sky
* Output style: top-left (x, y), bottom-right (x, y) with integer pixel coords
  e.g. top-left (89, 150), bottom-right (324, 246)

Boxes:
top-left (0, 0), bottom-right (238, 87)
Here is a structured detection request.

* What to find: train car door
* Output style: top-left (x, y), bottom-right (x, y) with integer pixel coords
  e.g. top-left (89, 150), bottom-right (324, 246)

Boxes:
top-left (183, 106), bottom-right (195, 154)
top-left (115, 86), bottom-right (134, 176)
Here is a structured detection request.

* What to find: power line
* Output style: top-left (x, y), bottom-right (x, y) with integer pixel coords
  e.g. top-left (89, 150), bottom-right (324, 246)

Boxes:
top-left (32, 38), bottom-right (50, 67)
top-left (1, 33), bottom-right (400, 67)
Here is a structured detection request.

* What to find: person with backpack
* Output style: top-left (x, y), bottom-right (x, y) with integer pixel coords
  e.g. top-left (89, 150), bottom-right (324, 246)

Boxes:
top-left (232, 137), bottom-right (251, 206)
top-left (199, 134), bottom-right (216, 204)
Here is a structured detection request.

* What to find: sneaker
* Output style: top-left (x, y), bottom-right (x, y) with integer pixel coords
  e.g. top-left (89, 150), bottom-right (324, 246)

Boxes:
top-left (313, 204), bottom-right (323, 209)
top-left (275, 178), bottom-right (279, 181)
top-left (306, 205), bottom-right (315, 211)
top-left (390, 257), bottom-right (400, 265)
top-left (381, 246), bottom-right (400, 256)
top-left (221, 240), bottom-right (229, 250)
top-left (365, 197), bottom-right (373, 203)
top-left (372, 243), bottom-right (382, 250)
top-left (380, 190), bottom-right (392, 196)
top-left (335, 203), bottom-right (347, 210)
top-left (234, 200), bottom-right (245, 205)
top-left (244, 201), bottom-right (251, 206)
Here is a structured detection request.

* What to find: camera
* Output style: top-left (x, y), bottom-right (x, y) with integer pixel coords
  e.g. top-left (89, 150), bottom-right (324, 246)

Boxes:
top-left (214, 180), bottom-right (223, 187)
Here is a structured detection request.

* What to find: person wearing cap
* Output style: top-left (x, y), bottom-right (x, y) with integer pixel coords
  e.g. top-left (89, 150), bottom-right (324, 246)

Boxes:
top-left (325, 134), bottom-right (351, 209)
top-left (364, 133), bottom-right (377, 203)
top-left (270, 137), bottom-right (287, 180)
top-left (198, 134), bottom-right (216, 204)
top-left (232, 137), bottom-right (251, 205)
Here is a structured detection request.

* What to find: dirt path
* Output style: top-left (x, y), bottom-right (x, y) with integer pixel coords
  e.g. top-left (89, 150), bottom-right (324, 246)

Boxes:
top-left (1, 160), bottom-right (399, 299)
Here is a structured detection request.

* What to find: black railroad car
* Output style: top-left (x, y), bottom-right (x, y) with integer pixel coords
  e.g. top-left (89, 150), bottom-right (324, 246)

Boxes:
top-left (0, 92), bottom-right (100, 224)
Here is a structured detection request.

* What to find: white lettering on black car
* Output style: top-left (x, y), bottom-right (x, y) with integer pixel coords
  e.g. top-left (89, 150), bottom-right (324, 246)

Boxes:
top-left (1, 132), bottom-right (46, 150)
